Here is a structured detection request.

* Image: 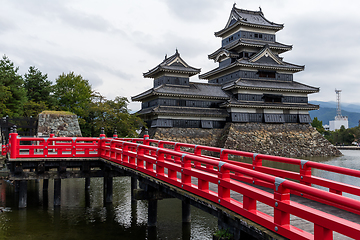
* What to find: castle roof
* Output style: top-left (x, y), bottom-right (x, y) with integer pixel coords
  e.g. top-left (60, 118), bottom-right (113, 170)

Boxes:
top-left (209, 40), bottom-right (292, 61)
top-left (220, 100), bottom-right (319, 111)
top-left (199, 58), bottom-right (305, 79)
top-left (215, 5), bottom-right (284, 38)
top-left (143, 49), bottom-right (201, 78)
top-left (131, 82), bottom-right (230, 101)
top-left (222, 79), bottom-right (319, 93)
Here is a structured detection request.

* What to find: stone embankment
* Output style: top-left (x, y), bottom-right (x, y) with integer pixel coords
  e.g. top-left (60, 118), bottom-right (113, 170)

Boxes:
top-left (37, 111), bottom-right (82, 137)
top-left (149, 123), bottom-right (341, 157)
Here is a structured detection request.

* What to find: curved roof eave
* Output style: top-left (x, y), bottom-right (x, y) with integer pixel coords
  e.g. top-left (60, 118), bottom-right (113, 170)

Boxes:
top-left (143, 67), bottom-right (200, 78)
top-left (215, 21), bottom-right (283, 38)
top-left (220, 102), bottom-right (319, 110)
top-left (223, 85), bottom-right (319, 93)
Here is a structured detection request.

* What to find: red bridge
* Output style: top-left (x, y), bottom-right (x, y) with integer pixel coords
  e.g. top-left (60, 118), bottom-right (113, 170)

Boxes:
top-left (2, 129), bottom-right (360, 240)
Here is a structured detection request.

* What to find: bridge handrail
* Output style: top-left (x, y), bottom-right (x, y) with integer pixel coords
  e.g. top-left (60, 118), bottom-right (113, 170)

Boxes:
top-left (4, 132), bottom-right (360, 239)
top-left (106, 139), bottom-right (360, 239)
top-left (137, 138), bottom-right (360, 197)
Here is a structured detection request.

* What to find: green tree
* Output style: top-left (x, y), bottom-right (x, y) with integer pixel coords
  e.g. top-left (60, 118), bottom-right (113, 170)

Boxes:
top-left (53, 72), bottom-right (93, 118)
top-left (0, 55), bottom-right (27, 117)
top-left (311, 117), bottom-right (325, 133)
top-left (24, 66), bottom-right (54, 106)
top-left (93, 96), bottom-right (145, 137)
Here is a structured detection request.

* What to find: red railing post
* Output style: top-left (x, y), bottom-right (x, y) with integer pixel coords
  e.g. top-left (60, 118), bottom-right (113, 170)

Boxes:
top-left (9, 126), bottom-right (18, 159)
top-left (173, 142), bottom-right (181, 163)
top-left (99, 127), bottom-right (106, 157)
top-left (181, 154), bottom-right (191, 186)
top-left (113, 129), bottom-right (118, 138)
top-left (143, 129), bottom-right (149, 145)
top-left (314, 224), bottom-right (333, 240)
top-left (137, 145), bottom-right (145, 169)
top-left (300, 160), bottom-right (312, 186)
top-left (274, 177), bottom-right (290, 231)
top-left (252, 153), bottom-right (262, 185)
top-left (44, 138), bottom-right (49, 158)
top-left (218, 162), bottom-right (230, 203)
top-left (156, 149), bottom-right (164, 177)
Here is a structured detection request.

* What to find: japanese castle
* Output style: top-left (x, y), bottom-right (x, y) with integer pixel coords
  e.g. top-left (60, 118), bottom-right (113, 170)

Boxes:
top-left (132, 5), bottom-right (319, 129)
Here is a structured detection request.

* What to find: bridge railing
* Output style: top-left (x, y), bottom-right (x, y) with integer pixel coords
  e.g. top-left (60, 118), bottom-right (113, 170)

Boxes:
top-left (5, 132), bottom-right (100, 159)
top-left (100, 138), bottom-right (360, 240)
top-left (133, 138), bottom-right (360, 215)
top-left (4, 131), bottom-right (360, 239)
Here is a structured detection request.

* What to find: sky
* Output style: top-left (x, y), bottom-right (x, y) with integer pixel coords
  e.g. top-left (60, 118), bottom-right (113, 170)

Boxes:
top-left (1, 0), bottom-right (360, 112)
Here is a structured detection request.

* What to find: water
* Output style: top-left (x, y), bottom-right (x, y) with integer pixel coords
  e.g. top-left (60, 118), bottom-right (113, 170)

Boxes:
top-left (0, 177), bottom-right (217, 240)
top-left (0, 150), bottom-right (358, 239)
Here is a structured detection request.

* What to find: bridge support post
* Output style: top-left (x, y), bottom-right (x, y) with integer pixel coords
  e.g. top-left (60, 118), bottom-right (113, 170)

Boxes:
top-left (19, 180), bottom-right (27, 208)
top-left (103, 176), bottom-right (113, 203)
top-left (85, 178), bottom-right (90, 190)
top-left (14, 180), bottom-right (20, 193)
top-left (148, 199), bottom-right (157, 227)
top-left (131, 177), bottom-right (137, 202)
top-left (54, 178), bottom-right (61, 207)
top-left (43, 179), bottom-right (49, 191)
top-left (182, 200), bottom-right (191, 223)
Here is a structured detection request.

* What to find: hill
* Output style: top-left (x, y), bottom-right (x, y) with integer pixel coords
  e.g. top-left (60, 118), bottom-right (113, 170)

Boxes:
top-left (309, 101), bottom-right (360, 128)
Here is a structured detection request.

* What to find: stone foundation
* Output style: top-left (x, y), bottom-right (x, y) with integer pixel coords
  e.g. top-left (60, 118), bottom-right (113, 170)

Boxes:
top-left (148, 123), bottom-right (341, 157)
top-left (37, 112), bottom-right (82, 137)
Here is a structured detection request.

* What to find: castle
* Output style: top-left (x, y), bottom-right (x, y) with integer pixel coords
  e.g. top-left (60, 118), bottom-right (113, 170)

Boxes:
top-left (132, 5), bottom-right (340, 157)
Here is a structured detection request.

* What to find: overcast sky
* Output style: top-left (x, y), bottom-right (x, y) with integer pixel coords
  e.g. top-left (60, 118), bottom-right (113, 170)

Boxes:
top-left (1, 0), bottom-right (360, 111)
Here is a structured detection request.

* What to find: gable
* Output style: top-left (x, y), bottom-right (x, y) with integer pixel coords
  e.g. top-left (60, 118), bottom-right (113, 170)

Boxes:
top-left (168, 56), bottom-right (188, 68)
top-left (249, 48), bottom-right (283, 65)
top-left (255, 55), bottom-right (280, 65)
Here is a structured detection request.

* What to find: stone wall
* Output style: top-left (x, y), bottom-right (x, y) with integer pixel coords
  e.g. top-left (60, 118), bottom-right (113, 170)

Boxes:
top-left (37, 112), bottom-right (82, 137)
top-left (149, 127), bottom-right (223, 147)
top-left (148, 123), bottom-right (341, 157)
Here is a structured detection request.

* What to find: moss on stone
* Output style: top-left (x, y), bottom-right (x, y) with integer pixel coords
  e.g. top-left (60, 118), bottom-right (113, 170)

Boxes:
top-left (40, 110), bottom-right (75, 115)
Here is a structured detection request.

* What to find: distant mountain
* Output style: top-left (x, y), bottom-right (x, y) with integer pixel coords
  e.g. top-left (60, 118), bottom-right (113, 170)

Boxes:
top-left (310, 101), bottom-right (360, 113)
top-left (309, 101), bottom-right (360, 128)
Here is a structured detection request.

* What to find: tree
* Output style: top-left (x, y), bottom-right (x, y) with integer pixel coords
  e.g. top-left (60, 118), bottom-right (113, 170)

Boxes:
top-left (53, 72), bottom-right (93, 119)
top-left (0, 55), bottom-right (27, 117)
top-left (24, 66), bottom-right (54, 106)
top-left (311, 117), bottom-right (325, 133)
top-left (92, 96), bottom-right (145, 137)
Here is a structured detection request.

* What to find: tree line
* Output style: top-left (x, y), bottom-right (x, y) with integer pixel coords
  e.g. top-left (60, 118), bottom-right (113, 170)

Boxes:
top-left (0, 55), bottom-right (144, 137)
top-left (312, 117), bottom-right (360, 146)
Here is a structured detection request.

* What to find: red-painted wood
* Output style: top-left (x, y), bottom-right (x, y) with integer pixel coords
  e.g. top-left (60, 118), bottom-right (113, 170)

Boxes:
top-left (4, 134), bottom-right (360, 239)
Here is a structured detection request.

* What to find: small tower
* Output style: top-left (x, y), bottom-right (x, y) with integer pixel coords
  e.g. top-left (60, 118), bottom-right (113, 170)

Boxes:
top-left (330, 89), bottom-right (348, 130)
top-left (335, 89), bottom-right (342, 118)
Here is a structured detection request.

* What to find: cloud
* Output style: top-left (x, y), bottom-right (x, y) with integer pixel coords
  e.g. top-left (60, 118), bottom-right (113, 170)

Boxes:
top-left (7, 0), bottom-right (126, 36)
top-left (161, 0), bottom-right (220, 22)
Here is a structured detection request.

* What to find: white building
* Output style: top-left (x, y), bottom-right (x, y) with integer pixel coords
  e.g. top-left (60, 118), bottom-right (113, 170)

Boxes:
top-left (329, 115), bottom-right (348, 131)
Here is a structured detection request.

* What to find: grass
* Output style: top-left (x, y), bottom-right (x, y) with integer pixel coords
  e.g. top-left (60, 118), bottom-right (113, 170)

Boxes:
top-left (40, 110), bottom-right (74, 115)
top-left (214, 228), bottom-right (233, 239)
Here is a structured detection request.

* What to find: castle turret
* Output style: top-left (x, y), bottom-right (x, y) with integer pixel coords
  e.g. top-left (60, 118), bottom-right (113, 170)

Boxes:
top-left (199, 4), bottom-right (319, 124)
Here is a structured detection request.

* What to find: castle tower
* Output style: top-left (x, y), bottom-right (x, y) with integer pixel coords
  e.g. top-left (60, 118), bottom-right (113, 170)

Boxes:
top-left (199, 5), bottom-right (319, 124)
top-left (132, 50), bottom-right (229, 128)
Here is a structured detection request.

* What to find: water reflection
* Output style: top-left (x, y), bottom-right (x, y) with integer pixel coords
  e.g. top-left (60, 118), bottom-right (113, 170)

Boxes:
top-left (0, 176), bottom-right (217, 240)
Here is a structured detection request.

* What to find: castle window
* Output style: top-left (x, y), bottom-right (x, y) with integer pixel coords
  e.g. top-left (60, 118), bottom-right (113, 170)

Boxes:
top-left (259, 34), bottom-right (263, 38)
top-left (258, 71), bottom-right (276, 78)
top-left (255, 33), bottom-right (258, 38)
top-left (263, 94), bottom-right (282, 103)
